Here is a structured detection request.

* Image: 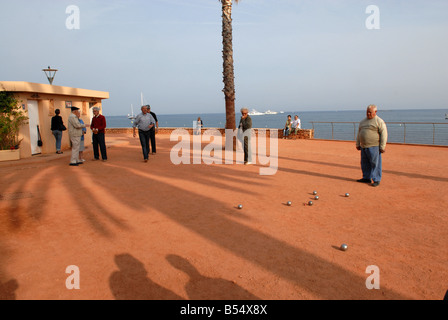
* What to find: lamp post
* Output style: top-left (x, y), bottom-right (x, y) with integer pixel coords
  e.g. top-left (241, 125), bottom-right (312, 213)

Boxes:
top-left (42, 66), bottom-right (58, 85)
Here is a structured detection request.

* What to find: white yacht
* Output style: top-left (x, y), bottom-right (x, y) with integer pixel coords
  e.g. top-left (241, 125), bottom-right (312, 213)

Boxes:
top-left (248, 109), bottom-right (265, 116)
top-left (264, 110), bottom-right (278, 115)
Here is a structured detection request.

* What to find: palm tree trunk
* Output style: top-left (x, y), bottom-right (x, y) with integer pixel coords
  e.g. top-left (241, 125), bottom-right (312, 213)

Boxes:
top-left (221, 0), bottom-right (236, 130)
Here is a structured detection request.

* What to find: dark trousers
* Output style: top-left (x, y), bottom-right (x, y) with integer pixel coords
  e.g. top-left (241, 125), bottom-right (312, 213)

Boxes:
top-left (149, 128), bottom-right (156, 153)
top-left (243, 136), bottom-right (249, 162)
top-left (93, 132), bottom-right (107, 160)
top-left (138, 129), bottom-right (151, 160)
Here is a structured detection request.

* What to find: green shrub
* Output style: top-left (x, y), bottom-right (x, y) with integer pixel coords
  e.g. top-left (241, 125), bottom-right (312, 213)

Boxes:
top-left (0, 89), bottom-right (28, 150)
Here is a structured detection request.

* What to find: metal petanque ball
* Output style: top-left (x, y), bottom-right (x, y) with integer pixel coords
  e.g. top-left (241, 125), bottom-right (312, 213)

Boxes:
top-left (313, 191), bottom-right (318, 195)
top-left (314, 196), bottom-right (319, 200)
top-left (286, 201), bottom-right (292, 206)
top-left (308, 201), bottom-right (313, 206)
top-left (237, 204), bottom-right (243, 209)
top-left (340, 244), bottom-right (348, 251)
top-left (345, 193), bottom-right (350, 197)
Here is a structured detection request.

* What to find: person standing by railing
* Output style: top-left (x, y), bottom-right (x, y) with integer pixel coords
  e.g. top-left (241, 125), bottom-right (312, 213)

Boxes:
top-left (238, 107), bottom-right (253, 165)
top-left (356, 104), bottom-right (388, 187)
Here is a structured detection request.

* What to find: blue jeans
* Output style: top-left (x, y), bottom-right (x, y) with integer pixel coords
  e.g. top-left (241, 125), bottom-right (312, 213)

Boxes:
top-left (360, 146), bottom-right (382, 182)
top-left (138, 129), bottom-right (151, 160)
top-left (52, 130), bottom-right (62, 151)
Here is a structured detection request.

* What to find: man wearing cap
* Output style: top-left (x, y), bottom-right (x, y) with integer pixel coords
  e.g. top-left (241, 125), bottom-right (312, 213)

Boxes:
top-left (68, 106), bottom-right (88, 166)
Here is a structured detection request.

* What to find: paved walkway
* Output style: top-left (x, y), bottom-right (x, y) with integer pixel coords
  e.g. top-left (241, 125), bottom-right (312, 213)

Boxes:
top-left (0, 134), bottom-right (447, 300)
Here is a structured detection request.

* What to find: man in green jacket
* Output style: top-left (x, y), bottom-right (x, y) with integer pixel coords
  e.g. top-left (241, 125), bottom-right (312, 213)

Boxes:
top-left (238, 107), bottom-right (253, 165)
top-left (356, 104), bottom-right (388, 187)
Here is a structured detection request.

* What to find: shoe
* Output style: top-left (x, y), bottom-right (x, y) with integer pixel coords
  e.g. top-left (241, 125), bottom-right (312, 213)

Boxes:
top-left (102, 159), bottom-right (107, 162)
top-left (80, 159), bottom-right (86, 162)
top-left (69, 163), bottom-right (79, 166)
top-left (77, 161), bottom-right (84, 165)
top-left (93, 158), bottom-right (99, 161)
top-left (372, 181), bottom-right (380, 187)
top-left (357, 178), bottom-right (371, 183)
top-left (144, 159), bottom-right (148, 162)
top-left (244, 162), bottom-right (253, 165)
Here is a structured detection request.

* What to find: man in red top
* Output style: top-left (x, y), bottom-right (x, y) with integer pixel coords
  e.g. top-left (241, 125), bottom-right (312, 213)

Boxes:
top-left (90, 107), bottom-right (108, 161)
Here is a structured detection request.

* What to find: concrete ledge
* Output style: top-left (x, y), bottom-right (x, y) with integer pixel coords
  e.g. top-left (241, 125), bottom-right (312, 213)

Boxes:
top-left (0, 149), bottom-right (20, 162)
top-left (105, 127), bottom-right (315, 139)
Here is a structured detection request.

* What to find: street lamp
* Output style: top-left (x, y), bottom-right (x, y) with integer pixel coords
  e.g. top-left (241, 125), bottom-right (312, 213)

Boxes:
top-left (42, 66), bottom-right (58, 85)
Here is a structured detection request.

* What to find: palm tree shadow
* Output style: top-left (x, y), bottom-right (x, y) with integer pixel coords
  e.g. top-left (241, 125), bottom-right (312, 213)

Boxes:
top-left (102, 142), bottom-right (410, 300)
top-left (109, 253), bottom-right (184, 300)
top-left (278, 155), bottom-right (448, 183)
top-left (0, 279), bottom-right (19, 300)
top-left (166, 254), bottom-right (260, 300)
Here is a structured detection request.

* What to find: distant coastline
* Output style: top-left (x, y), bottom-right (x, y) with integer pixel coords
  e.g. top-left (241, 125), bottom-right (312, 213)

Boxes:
top-left (105, 108), bottom-right (448, 128)
top-left (102, 108), bottom-right (448, 146)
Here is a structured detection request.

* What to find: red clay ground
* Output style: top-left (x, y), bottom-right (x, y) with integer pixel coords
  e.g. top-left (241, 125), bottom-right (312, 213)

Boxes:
top-left (0, 133), bottom-right (447, 300)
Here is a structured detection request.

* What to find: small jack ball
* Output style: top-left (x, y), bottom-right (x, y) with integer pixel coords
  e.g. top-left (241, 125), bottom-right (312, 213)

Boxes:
top-left (314, 196), bottom-right (319, 200)
top-left (286, 201), bottom-right (292, 206)
top-left (340, 244), bottom-right (348, 251)
top-left (313, 191), bottom-right (317, 195)
top-left (237, 204), bottom-right (243, 209)
top-left (345, 193), bottom-right (350, 197)
top-left (308, 201), bottom-right (313, 206)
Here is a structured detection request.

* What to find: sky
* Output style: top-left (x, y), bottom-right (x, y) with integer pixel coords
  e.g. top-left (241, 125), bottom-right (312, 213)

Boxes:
top-left (1, 0), bottom-right (448, 116)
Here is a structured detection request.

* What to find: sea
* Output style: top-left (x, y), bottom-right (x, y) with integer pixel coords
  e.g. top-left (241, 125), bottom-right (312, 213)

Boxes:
top-left (105, 109), bottom-right (448, 146)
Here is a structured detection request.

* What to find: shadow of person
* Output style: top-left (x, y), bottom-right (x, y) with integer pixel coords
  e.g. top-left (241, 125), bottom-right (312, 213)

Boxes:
top-left (109, 253), bottom-right (183, 300)
top-left (166, 254), bottom-right (260, 300)
top-left (0, 279), bottom-right (19, 300)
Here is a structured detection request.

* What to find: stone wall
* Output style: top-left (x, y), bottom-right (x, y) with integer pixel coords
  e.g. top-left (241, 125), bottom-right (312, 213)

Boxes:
top-left (105, 127), bottom-right (314, 139)
top-left (278, 129), bottom-right (314, 139)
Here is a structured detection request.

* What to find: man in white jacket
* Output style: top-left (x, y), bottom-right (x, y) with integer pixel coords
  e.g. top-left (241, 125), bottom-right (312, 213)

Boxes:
top-left (68, 106), bottom-right (88, 166)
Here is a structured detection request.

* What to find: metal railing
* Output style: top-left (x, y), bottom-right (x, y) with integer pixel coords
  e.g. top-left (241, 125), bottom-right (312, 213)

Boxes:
top-left (309, 121), bottom-right (448, 146)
